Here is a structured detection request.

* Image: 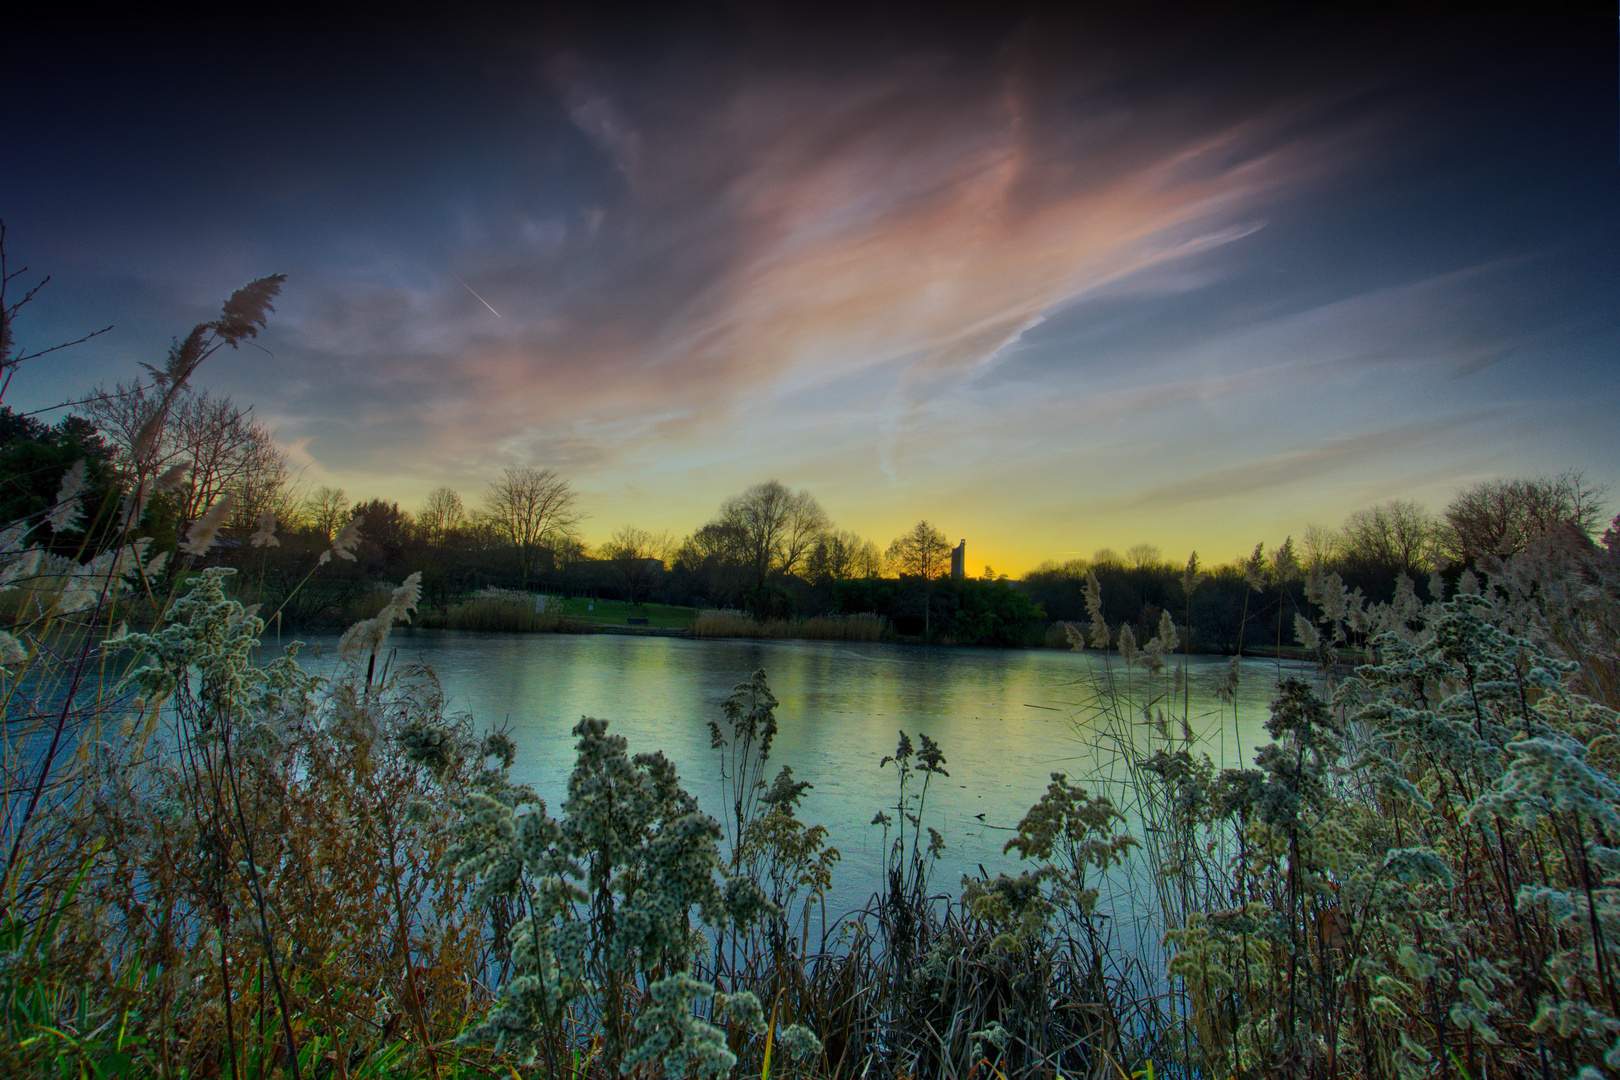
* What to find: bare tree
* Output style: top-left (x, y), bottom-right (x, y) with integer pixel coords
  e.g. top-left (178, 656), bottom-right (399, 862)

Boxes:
top-left (887, 520), bottom-right (951, 579)
top-left (480, 466), bottom-right (581, 588)
top-left (304, 486), bottom-right (349, 541)
top-left (173, 393), bottom-right (275, 521)
top-left (851, 538), bottom-right (885, 579)
top-left (1125, 543), bottom-right (1163, 570)
top-left (807, 530), bottom-right (883, 581)
top-left (1301, 523), bottom-right (1341, 574)
top-left (1339, 499), bottom-right (1438, 583)
top-left (417, 487), bottom-right (466, 545)
top-left (713, 480), bottom-right (829, 603)
top-left (86, 383), bottom-right (291, 525)
top-left (226, 438), bottom-right (298, 534)
top-left (1442, 470), bottom-right (1606, 564)
top-left (74, 382), bottom-right (154, 466)
top-left (602, 525), bottom-right (673, 610)
top-left (674, 520), bottom-right (750, 609)
top-left (887, 519), bottom-right (951, 639)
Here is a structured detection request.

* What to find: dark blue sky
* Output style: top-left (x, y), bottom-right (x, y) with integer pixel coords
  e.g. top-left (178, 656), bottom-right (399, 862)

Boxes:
top-left (5, 3), bottom-right (1615, 568)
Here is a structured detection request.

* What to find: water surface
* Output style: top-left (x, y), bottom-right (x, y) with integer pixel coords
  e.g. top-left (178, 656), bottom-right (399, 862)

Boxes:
top-left (288, 630), bottom-right (1305, 919)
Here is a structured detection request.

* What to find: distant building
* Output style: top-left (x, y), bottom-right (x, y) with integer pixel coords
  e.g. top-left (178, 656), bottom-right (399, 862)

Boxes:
top-left (951, 539), bottom-right (965, 581)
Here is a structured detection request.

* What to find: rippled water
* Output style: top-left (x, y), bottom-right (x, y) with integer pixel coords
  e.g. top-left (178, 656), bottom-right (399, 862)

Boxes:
top-left (286, 629), bottom-right (1308, 920)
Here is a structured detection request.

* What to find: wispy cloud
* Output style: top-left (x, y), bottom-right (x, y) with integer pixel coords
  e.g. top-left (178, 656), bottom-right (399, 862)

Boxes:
top-left (1123, 414), bottom-right (1492, 509)
top-left (10, 7), bottom-right (1612, 571)
top-left (264, 29), bottom-right (1362, 490)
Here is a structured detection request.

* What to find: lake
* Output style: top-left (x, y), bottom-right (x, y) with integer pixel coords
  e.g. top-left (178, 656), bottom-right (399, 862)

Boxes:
top-left (284, 629), bottom-right (1306, 925)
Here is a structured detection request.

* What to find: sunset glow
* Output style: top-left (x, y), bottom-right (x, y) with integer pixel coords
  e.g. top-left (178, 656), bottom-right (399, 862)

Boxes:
top-left (10, 6), bottom-right (1615, 572)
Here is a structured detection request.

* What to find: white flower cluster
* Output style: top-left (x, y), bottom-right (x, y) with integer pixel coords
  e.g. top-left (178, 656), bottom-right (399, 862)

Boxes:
top-left (447, 709), bottom-right (804, 1073)
top-left (118, 567), bottom-right (269, 723)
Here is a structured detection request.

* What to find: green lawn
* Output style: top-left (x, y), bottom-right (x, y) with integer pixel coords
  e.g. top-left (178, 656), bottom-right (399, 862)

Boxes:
top-left (549, 597), bottom-right (699, 629)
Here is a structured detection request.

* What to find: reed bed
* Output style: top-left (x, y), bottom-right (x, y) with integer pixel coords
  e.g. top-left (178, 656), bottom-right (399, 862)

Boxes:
top-left (419, 594), bottom-right (594, 633)
top-left (692, 609), bottom-right (888, 641)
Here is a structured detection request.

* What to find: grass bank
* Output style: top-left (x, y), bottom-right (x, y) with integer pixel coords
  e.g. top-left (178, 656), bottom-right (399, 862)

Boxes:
top-left (546, 595), bottom-right (699, 629)
top-left (419, 596), bottom-right (596, 633)
top-left (416, 590), bottom-right (698, 633)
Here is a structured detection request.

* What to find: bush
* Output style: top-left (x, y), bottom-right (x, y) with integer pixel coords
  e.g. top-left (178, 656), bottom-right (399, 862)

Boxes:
top-left (1066, 534), bottom-right (1620, 1078)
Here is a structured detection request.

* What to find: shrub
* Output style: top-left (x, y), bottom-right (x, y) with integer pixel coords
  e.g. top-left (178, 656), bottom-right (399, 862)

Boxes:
top-left (442, 694), bottom-right (822, 1076)
top-left (1083, 539), bottom-right (1620, 1078)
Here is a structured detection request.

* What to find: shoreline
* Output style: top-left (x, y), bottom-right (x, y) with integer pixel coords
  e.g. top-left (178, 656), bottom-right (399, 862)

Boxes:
top-left (345, 616), bottom-right (1343, 660)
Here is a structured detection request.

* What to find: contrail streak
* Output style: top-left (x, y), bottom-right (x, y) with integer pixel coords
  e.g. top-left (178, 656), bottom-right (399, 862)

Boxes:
top-left (455, 275), bottom-right (501, 318)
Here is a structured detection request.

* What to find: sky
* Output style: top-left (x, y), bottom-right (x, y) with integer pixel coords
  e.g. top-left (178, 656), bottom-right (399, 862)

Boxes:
top-left (5, 3), bottom-right (1616, 575)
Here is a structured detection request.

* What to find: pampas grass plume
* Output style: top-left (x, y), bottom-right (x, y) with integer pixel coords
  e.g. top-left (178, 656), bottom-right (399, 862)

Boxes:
top-left (331, 515), bottom-right (364, 561)
top-left (1118, 623), bottom-right (1139, 667)
top-left (0, 630), bottom-right (27, 667)
top-left (131, 411), bottom-right (163, 465)
top-left (381, 571), bottom-right (422, 624)
top-left (155, 462), bottom-right (190, 492)
top-left (249, 511), bottom-right (279, 548)
top-left (337, 617), bottom-right (386, 663)
top-left (338, 572), bottom-right (422, 664)
top-left (181, 494), bottom-right (234, 556)
top-left (46, 460), bottom-right (87, 534)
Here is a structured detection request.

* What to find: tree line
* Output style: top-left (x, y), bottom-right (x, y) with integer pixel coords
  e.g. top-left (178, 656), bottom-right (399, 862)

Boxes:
top-left (0, 393), bottom-right (1042, 642)
top-left (0, 284), bottom-right (1609, 651)
top-left (1023, 470), bottom-right (1614, 654)
top-left (3, 369), bottom-right (1611, 651)
top-left (4, 370), bottom-right (1610, 651)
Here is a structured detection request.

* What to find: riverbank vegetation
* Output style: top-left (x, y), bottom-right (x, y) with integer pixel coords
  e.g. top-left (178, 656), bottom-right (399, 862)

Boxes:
top-left (5, 285), bottom-right (1603, 653)
top-left (4, 244), bottom-right (1619, 1078)
top-left (416, 588), bottom-right (596, 633)
top-left (6, 485), bottom-right (1619, 1078)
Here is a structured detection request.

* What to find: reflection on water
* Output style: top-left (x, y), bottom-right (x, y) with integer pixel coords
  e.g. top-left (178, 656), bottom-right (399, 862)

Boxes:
top-left (286, 630), bottom-right (1309, 920)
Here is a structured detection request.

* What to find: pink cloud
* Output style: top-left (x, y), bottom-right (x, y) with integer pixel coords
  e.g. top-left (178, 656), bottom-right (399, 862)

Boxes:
top-left (281, 26), bottom-right (1365, 488)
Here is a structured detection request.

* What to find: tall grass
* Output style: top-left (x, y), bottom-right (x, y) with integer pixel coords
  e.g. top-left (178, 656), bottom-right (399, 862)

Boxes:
top-left (10, 538), bottom-right (1617, 1077)
top-left (423, 594), bottom-right (594, 632)
top-left (693, 610), bottom-right (888, 641)
top-left (1058, 543), bottom-right (1620, 1079)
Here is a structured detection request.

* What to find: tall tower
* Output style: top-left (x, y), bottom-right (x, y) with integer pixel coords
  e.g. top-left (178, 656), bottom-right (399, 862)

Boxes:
top-left (951, 539), bottom-right (965, 581)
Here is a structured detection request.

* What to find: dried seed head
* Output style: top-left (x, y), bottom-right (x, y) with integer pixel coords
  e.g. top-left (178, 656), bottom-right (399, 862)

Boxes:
top-left (379, 571), bottom-right (421, 624)
top-left (132, 411), bottom-right (163, 465)
top-left (337, 616), bottom-right (387, 663)
top-left (155, 461), bottom-right (190, 492)
top-left (1118, 623), bottom-right (1139, 667)
top-left (0, 630), bottom-right (27, 667)
top-left (181, 494), bottom-right (235, 556)
top-left (331, 515), bottom-right (364, 561)
top-left (46, 460), bottom-right (87, 534)
top-left (249, 510), bottom-right (279, 548)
